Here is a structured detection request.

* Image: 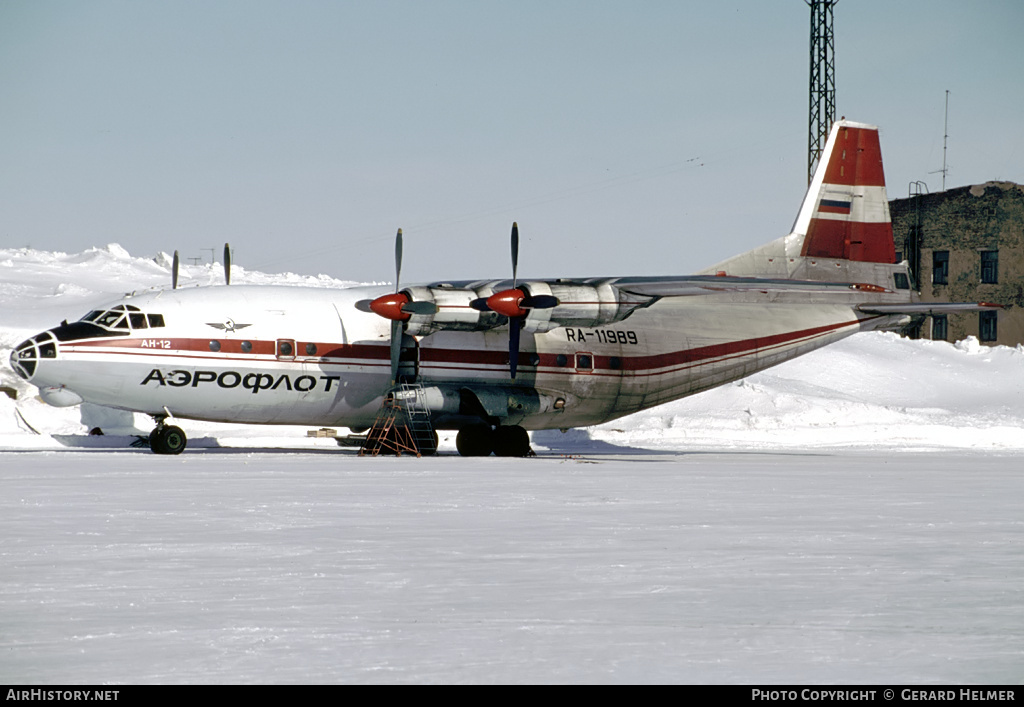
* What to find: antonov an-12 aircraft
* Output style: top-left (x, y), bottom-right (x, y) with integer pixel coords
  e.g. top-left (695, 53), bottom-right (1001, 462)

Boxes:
top-left (11, 120), bottom-right (999, 455)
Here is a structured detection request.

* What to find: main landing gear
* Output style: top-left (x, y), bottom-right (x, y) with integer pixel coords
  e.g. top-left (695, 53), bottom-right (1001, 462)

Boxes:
top-left (149, 417), bottom-right (187, 455)
top-left (456, 425), bottom-right (532, 457)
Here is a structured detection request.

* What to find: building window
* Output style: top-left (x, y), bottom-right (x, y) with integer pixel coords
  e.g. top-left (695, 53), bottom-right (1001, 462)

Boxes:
top-left (980, 311), bottom-right (998, 342)
top-left (932, 315), bottom-right (948, 342)
top-left (932, 250), bottom-right (949, 285)
top-left (981, 250), bottom-right (998, 284)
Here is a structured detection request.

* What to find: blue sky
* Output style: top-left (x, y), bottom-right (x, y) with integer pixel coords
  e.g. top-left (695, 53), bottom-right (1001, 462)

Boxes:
top-left (2, 0), bottom-right (1022, 283)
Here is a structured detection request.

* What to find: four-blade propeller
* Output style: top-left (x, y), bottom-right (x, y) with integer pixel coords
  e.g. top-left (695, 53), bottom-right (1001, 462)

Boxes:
top-left (483, 222), bottom-right (558, 380)
top-left (367, 229), bottom-right (437, 384)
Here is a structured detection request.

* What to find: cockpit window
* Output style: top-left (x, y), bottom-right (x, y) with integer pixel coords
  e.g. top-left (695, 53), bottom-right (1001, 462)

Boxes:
top-left (96, 310), bottom-right (128, 329)
top-left (81, 306), bottom-right (165, 330)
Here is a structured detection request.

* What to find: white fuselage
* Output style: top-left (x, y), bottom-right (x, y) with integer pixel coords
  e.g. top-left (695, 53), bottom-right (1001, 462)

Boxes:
top-left (12, 281), bottom-right (905, 431)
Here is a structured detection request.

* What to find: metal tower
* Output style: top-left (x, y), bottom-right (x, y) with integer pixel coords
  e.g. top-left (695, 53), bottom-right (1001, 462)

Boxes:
top-left (807, 0), bottom-right (837, 184)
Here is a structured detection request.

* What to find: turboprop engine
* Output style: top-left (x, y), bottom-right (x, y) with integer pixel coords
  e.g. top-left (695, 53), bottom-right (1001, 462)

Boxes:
top-left (369, 280), bottom-right (653, 335)
top-left (490, 280), bottom-right (651, 333)
top-left (398, 284), bottom-right (506, 336)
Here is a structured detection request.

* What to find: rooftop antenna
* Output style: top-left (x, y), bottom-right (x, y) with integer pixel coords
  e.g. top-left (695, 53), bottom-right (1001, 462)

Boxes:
top-left (941, 89), bottom-right (950, 191)
top-left (807, 0), bottom-right (837, 184)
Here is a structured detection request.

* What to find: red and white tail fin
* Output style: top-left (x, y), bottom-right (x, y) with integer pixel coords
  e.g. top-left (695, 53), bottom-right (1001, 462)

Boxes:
top-left (792, 119), bottom-right (895, 263)
top-left (700, 118), bottom-right (906, 288)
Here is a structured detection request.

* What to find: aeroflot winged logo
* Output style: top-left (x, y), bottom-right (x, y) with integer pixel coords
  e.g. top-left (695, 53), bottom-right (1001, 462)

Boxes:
top-left (206, 319), bottom-right (252, 333)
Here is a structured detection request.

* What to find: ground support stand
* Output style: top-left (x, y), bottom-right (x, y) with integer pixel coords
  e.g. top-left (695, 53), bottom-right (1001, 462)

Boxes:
top-left (359, 383), bottom-right (437, 457)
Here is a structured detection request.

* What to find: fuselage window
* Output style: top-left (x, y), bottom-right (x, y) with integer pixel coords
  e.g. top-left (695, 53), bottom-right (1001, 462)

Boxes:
top-left (241, 341), bottom-right (253, 353)
top-left (129, 313), bottom-right (148, 329)
top-left (147, 314), bottom-right (165, 328)
top-left (209, 340), bottom-right (221, 352)
top-left (305, 343), bottom-right (317, 356)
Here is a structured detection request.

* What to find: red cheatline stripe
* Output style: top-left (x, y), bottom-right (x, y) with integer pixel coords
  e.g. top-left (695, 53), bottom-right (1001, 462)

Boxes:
top-left (60, 316), bottom-right (874, 376)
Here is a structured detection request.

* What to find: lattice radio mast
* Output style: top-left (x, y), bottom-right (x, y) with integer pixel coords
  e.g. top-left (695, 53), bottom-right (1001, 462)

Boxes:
top-left (807, 0), bottom-right (837, 184)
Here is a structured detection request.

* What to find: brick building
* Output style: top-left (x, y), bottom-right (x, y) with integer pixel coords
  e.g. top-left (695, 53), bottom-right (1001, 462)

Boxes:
top-left (890, 181), bottom-right (1024, 346)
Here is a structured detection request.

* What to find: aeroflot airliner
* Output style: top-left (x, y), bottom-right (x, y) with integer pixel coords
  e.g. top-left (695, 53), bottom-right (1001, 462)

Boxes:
top-left (10, 120), bottom-right (999, 455)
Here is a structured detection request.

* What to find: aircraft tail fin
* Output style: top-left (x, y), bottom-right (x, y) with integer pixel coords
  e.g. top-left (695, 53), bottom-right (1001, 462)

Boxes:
top-left (700, 119), bottom-right (906, 288)
top-left (792, 119), bottom-right (895, 263)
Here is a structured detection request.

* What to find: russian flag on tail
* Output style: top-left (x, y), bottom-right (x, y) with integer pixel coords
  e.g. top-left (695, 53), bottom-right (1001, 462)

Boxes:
top-left (818, 197), bottom-right (852, 215)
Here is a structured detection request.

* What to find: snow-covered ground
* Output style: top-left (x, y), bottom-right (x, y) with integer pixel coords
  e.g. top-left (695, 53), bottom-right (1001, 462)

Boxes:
top-left (1, 245), bottom-right (1022, 683)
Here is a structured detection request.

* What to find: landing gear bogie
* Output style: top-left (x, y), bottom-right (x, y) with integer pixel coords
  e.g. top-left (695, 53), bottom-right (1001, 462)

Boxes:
top-left (456, 426), bottom-right (493, 457)
top-left (493, 425), bottom-right (531, 457)
top-left (456, 425), bottom-right (532, 457)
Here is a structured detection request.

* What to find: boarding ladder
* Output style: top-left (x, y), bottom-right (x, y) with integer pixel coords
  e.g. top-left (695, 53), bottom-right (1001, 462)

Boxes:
top-left (359, 383), bottom-right (438, 457)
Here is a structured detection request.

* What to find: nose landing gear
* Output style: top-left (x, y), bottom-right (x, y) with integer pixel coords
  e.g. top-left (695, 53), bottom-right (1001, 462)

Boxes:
top-left (149, 416), bottom-right (187, 455)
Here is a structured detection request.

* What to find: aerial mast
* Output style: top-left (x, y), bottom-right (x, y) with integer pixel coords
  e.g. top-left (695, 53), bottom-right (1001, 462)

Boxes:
top-left (940, 89), bottom-right (950, 191)
top-left (807, 0), bottom-right (837, 184)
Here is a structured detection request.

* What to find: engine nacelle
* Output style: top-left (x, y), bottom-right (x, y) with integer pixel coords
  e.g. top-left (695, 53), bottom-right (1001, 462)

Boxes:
top-left (392, 384), bottom-right (576, 423)
top-left (519, 281), bottom-right (648, 333)
top-left (401, 285), bottom-right (505, 336)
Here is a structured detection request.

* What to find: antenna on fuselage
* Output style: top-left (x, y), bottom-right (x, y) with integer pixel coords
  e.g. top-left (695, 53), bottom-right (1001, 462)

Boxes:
top-left (224, 243), bottom-right (232, 285)
top-left (172, 250), bottom-right (180, 290)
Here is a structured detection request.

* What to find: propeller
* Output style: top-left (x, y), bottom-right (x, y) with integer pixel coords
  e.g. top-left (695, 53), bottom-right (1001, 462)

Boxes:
top-left (223, 243), bottom-right (231, 285)
top-left (388, 231), bottom-right (403, 384)
top-left (172, 250), bottom-right (180, 290)
top-left (365, 229), bottom-right (438, 385)
top-left (362, 229), bottom-right (442, 386)
top-left (484, 222), bottom-right (558, 379)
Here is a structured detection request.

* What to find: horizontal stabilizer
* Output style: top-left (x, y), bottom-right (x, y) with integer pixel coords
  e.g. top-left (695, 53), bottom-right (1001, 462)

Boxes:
top-left (618, 276), bottom-right (880, 298)
top-left (857, 302), bottom-right (1003, 316)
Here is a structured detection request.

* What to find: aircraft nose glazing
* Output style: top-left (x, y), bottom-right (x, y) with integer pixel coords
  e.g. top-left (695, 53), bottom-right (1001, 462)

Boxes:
top-left (10, 332), bottom-right (58, 381)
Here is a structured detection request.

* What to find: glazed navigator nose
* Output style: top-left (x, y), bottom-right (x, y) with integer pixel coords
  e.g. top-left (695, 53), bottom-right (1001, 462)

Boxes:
top-left (10, 331), bottom-right (58, 381)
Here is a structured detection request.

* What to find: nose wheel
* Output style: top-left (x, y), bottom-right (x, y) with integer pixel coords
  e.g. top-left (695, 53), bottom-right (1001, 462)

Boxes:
top-left (150, 420), bottom-right (187, 455)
